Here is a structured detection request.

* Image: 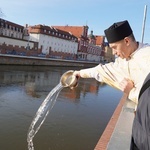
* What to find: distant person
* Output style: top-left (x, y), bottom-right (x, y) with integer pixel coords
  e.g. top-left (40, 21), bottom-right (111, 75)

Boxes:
top-left (73, 20), bottom-right (150, 107)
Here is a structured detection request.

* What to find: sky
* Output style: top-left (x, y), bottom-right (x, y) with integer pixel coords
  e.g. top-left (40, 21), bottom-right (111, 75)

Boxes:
top-left (0, 0), bottom-right (150, 43)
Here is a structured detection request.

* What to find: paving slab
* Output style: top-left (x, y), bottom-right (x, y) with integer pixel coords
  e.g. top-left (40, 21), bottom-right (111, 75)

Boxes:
top-left (107, 99), bottom-right (135, 150)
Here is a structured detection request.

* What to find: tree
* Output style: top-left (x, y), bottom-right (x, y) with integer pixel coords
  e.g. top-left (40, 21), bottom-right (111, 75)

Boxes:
top-left (0, 8), bottom-right (4, 18)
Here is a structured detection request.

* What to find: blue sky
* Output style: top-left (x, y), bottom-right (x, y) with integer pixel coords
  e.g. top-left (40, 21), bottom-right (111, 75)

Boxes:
top-left (1, 0), bottom-right (150, 43)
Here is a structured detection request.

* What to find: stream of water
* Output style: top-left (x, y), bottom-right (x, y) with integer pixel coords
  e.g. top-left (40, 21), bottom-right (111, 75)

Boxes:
top-left (27, 83), bottom-right (64, 150)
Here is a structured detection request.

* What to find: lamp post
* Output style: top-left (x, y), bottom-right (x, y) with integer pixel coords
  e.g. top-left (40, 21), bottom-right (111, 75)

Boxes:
top-left (141, 5), bottom-right (147, 43)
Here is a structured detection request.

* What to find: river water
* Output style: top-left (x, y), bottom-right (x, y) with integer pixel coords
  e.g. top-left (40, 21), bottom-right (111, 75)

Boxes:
top-left (0, 65), bottom-right (122, 150)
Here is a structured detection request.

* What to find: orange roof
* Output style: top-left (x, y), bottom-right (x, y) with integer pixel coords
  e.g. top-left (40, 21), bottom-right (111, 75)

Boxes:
top-left (95, 35), bottom-right (105, 45)
top-left (52, 26), bottom-right (84, 38)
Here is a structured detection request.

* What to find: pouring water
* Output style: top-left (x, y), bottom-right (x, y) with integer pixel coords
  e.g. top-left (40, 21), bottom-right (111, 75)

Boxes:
top-left (27, 70), bottom-right (78, 150)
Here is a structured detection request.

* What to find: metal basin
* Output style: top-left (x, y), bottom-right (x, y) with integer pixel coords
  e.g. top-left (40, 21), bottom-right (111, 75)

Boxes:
top-left (60, 70), bottom-right (78, 89)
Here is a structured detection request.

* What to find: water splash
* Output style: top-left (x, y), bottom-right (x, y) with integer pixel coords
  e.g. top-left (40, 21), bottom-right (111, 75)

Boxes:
top-left (27, 82), bottom-right (64, 150)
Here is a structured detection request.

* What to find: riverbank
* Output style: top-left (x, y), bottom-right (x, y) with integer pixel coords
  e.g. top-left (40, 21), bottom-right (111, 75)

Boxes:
top-left (0, 54), bottom-right (100, 67)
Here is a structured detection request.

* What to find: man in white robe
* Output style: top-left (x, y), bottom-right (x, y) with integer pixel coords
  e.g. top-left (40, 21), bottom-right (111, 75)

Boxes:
top-left (73, 20), bottom-right (150, 105)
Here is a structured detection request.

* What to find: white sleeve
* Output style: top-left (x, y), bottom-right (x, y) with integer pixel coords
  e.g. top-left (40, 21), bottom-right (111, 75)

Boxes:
top-left (79, 61), bottom-right (125, 90)
top-left (79, 65), bottom-right (103, 82)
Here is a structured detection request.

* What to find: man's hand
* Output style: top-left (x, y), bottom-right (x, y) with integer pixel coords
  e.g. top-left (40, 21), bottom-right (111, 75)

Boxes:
top-left (73, 71), bottom-right (81, 79)
top-left (119, 78), bottom-right (134, 95)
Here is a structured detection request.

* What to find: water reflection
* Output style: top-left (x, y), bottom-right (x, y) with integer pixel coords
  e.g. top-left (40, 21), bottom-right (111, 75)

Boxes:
top-left (0, 65), bottom-right (122, 150)
top-left (0, 65), bottom-right (105, 101)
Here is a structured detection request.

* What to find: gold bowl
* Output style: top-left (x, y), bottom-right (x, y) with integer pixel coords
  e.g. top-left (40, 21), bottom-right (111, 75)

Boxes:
top-left (60, 70), bottom-right (78, 89)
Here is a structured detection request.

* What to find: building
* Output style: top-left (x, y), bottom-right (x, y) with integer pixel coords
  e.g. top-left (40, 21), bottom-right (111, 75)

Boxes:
top-left (104, 42), bottom-right (115, 62)
top-left (0, 18), bottom-right (38, 55)
top-left (95, 35), bottom-right (106, 62)
top-left (28, 24), bottom-right (78, 59)
top-left (53, 25), bottom-right (104, 62)
top-left (0, 18), bottom-right (25, 39)
top-left (87, 30), bottom-right (104, 62)
top-left (0, 18), bottom-right (113, 63)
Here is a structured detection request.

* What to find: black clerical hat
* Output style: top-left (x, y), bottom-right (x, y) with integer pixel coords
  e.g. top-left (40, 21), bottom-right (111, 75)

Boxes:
top-left (104, 20), bottom-right (133, 43)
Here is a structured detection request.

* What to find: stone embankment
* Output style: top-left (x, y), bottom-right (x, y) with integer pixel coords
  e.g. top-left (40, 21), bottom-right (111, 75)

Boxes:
top-left (0, 54), bottom-right (99, 67)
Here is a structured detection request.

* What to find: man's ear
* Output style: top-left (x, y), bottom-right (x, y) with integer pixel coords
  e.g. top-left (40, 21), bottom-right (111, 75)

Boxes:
top-left (124, 37), bottom-right (130, 45)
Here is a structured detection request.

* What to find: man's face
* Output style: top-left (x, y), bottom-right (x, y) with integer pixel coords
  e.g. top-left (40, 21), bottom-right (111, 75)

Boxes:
top-left (109, 39), bottom-right (130, 59)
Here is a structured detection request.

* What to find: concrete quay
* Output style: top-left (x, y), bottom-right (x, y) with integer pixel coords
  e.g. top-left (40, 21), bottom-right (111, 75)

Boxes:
top-left (95, 94), bottom-right (136, 150)
top-left (0, 54), bottom-right (99, 67)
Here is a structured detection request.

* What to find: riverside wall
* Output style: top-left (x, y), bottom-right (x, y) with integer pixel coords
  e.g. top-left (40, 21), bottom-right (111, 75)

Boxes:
top-left (0, 54), bottom-right (99, 67)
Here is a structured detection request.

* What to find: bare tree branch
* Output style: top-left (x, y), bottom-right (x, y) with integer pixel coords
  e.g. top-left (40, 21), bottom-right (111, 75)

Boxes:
top-left (0, 8), bottom-right (5, 18)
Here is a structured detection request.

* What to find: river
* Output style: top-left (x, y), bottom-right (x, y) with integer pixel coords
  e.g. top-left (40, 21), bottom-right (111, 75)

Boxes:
top-left (0, 65), bottom-right (122, 150)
